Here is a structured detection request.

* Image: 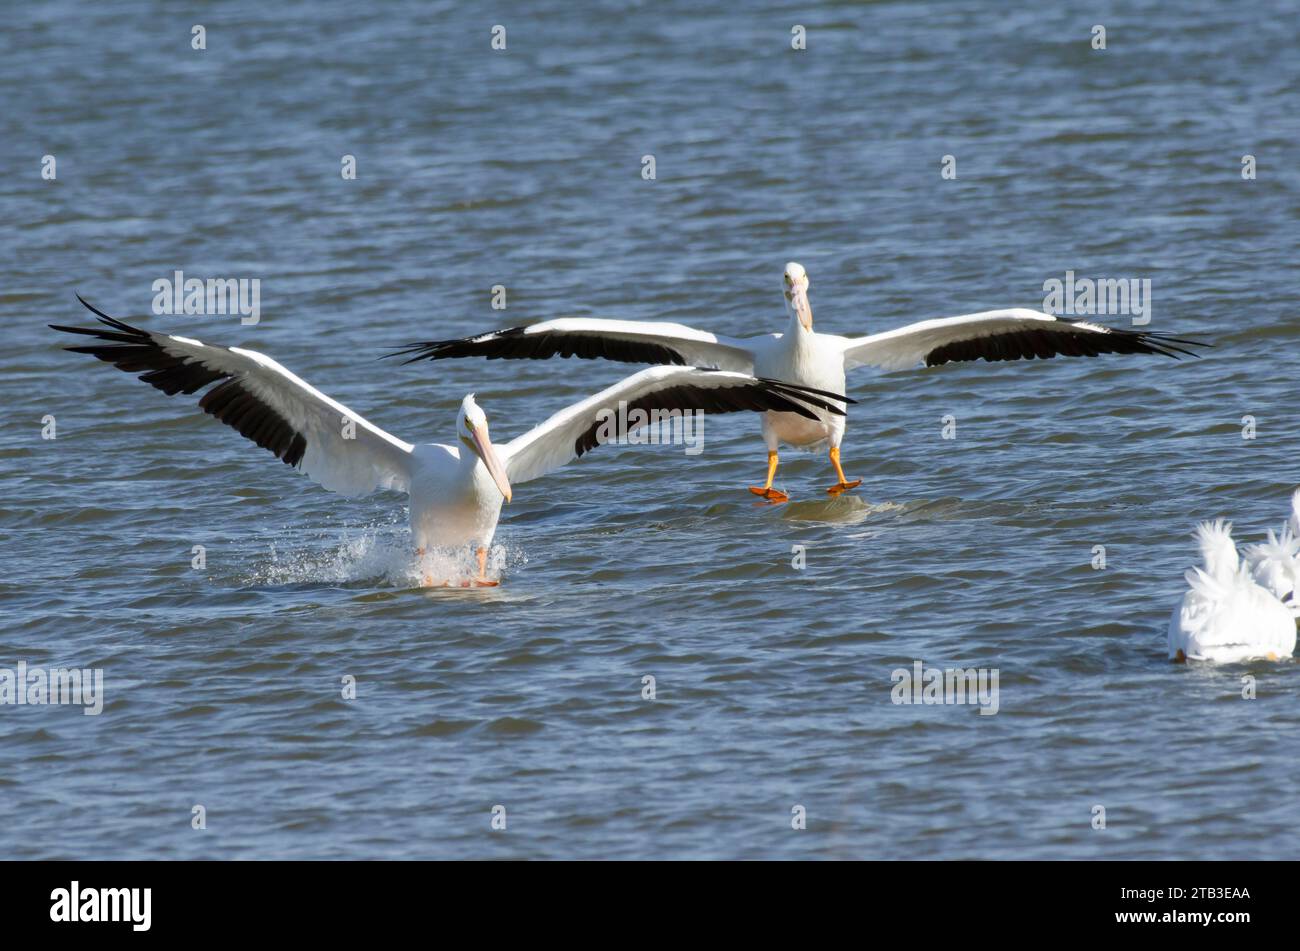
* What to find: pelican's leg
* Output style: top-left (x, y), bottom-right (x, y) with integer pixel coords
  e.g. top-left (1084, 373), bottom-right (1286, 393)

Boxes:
top-left (474, 546), bottom-right (500, 587)
top-left (825, 446), bottom-right (862, 495)
top-left (415, 546), bottom-right (437, 587)
top-left (748, 450), bottom-right (789, 503)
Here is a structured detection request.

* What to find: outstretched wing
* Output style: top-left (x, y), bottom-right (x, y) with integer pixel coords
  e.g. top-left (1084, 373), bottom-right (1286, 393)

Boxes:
top-left (387, 318), bottom-right (761, 373)
top-left (836, 308), bottom-right (1208, 371)
top-left (52, 297), bottom-right (413, 497)
top-left (500, 366), bottom-right (852, 485)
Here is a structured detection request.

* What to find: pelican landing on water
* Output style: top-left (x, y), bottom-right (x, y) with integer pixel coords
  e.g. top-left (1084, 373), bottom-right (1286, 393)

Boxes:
top-left (389, 263), bottom-right (1209, 503)
top-left (53, 297), bottom-right (847, 586)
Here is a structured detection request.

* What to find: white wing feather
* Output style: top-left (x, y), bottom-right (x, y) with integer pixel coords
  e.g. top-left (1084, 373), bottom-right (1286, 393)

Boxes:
top-left (836, 308), bottom-right (1196, 371)
top-left (392, 317), bottom-right (760, 373)
top-left (60, 313), bottom-right (413, 497)
top-left (500, 366), bottom-right (829, 485)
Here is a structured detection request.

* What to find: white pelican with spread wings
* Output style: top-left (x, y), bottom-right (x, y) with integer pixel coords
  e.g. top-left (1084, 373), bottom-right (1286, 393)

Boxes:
top-left (390, 263), bottom-right (1206, 502)
top-left (54, 297), bottom-right (848, 584)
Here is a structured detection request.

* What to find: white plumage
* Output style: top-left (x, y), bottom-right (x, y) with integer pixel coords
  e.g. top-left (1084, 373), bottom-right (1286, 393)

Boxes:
top-left (1168, 519), bottom-right (1296, 663)
top-left (392, 262), bottom-right (1204, 499)
top-left (175, 338), bottom-right (413, 498)
top-left (54, 299), bottom-right (845, 584)
top-left (1244, 489), bottom-right (1300, 615)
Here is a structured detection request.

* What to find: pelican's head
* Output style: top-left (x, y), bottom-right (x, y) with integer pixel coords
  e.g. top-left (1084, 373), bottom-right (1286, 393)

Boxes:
top-left (457, 394), bottom-right (512, 503)
top-left (782, 262), bottom-right (813, 332)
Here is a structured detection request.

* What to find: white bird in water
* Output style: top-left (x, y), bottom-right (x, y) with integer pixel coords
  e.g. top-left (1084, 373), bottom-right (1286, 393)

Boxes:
top-left (1168, 519), bottom-right (1296, 663)
top-left (1244, 488), bottom-right (1300, 615)
top-left (53, 298), bottom-right (848, 586)
top-left (388, 262), bottom-right (1208, 503)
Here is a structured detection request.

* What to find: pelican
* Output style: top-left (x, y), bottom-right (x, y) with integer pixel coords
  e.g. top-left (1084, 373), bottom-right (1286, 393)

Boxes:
top-left (52, 298), bottom-right (847, 585)
top-left (1168, 520), bottom-right (1296, 663)
top-left (1244, 489), bottom-right (1300, 613)
top-left (389, 262), bottom-right (1207, 502)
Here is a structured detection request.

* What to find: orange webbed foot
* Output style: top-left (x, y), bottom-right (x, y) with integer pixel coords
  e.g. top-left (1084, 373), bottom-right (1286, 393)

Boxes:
top-left (749, 486), bottom-right (789, 504)
top-left (826, 480), bottom-right (862, 495)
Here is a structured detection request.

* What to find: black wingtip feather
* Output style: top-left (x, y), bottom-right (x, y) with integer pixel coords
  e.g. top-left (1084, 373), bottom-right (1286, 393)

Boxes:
top-left (76, 293), bottom-right (115, 323)
top-left (757, 376), bottom-right (857, 407)
top-left (54, 301), bottom-right (312, 468)
top-left (923, 323), bottom-right (1212, 368)
top-left (571, 374), bottom-right (854, 458)
top-left (384, 326), bottom-right (690, 367)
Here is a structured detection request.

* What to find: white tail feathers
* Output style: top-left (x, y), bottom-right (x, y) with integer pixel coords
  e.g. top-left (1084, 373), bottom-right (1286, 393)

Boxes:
top-left (1194, 518), bottom-right (1238, 582)
top-left (1250, 525), bottom-right (1300, 561)
top-left (1246, 526), bottom-right (1300, 613)
top-left (1172, 500), bottom-right (1300, 662)
top-left (1184, 566), bottom-right (1225, 601)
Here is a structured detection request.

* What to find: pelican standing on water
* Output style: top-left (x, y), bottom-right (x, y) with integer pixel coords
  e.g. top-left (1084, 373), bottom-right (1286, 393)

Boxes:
top-left (390, 263), bottom-right (1207, 502)
top-left (53, 298), bottom-right (846, 585)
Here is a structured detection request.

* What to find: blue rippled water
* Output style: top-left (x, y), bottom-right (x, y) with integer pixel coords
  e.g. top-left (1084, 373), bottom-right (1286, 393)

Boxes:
top-left (1, 0), bottom-right (1298, 859)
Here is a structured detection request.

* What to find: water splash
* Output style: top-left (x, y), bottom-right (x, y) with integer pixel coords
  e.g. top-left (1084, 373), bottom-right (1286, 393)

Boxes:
top-left (242, 523), bottom-right (524, 588)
